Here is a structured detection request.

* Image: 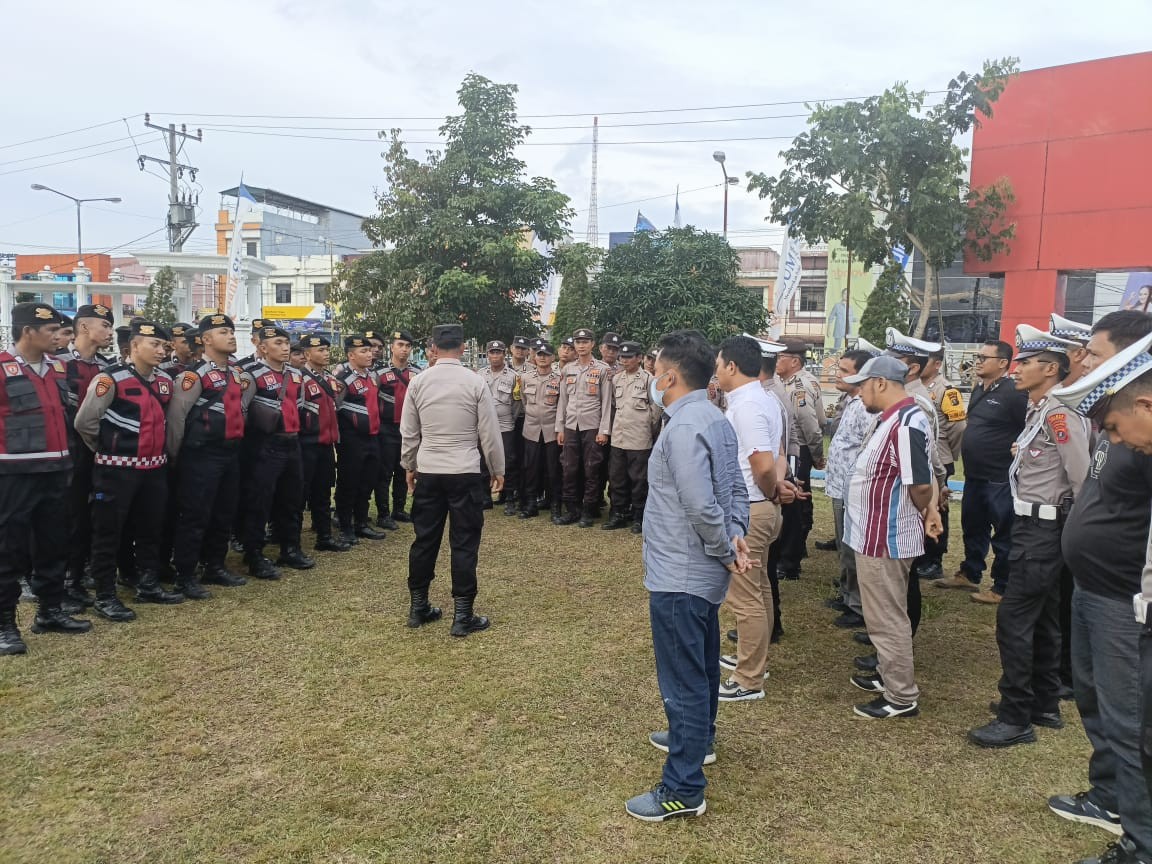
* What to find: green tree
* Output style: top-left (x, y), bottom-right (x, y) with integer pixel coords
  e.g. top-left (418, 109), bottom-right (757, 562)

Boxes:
top-left (747, 59), bottom-right (1018, 337)
top-left (591, 227), bottom-right (766, 348)
top-left (141, 266), bottom-right (177, 326)
top-left (331, 251), bottom-right (437, 338)
top-left (858, 261), bottom-right (910, 347)
top-left (358, 73), bottom-right (573, 343)
top-left (548, 242), bottom-right (602, 342)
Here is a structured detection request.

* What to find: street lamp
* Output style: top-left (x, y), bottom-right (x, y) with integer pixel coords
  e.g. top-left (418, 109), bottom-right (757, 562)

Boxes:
top-left (712, 151), bottom-right (739, 238)
top-left (31, 183), bottom-right (121, 307)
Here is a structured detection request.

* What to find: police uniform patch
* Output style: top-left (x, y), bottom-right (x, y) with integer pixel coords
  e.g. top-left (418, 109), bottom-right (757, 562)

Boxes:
top-left (181, 372), bottom-right (197, 391)
top-left (94, 376), bottom-right (113, 397)
top-left (157, 380), bottom-right (171, 395)
top-left (1029, 447), bottom-right (1042, 459)
top-left (4, 362), bottom-right (21, 377)
top-left (1048, 412), bottom-right (1070, 444)
top-left (262, 373), bottom-right (278, 388)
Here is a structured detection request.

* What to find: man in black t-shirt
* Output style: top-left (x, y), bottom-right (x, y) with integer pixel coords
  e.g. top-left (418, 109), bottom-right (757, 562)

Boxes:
top-left (1048, 311), bottom-right (1152, 864)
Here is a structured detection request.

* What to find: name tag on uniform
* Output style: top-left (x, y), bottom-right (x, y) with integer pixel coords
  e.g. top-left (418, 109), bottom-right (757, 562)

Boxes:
top-left (262, 373), bottom-right (279, 389)
top-left (207, 370), bottom-right (226, 388)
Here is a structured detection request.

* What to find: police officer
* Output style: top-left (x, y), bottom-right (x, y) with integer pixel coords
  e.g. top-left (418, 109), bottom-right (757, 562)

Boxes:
top-left (115, 324), bottom-right (132, 362)
top-left (558, 336), bottom-right (576, 368)
top-left (230, 318), bottom-right (267, 555)
top-left (555, 328), bottom-right (612, 526)
top-left (241, 325), bottom-right (313, 579)
top-left (510, 336), bottom-right (532, 374)
top-left (401, 323), bottom-right (505, 636)
top-left (53, 315), bottom-right (75, 357)
top-left (0, 302), bottom-right (92, 656)
top-left (74, 319), bottom-right (185, 619)
top-left (520, 342), bottom-right (563, 521)
top-left (509, 336), bottom-right (531, 506)
top-left (775, 339), bottom-right (825, 579)
top-left (1049, 313), bottom-right (1092, 388)
top-left (334, 335), bottom-right (386, 545)
top-left (643, 349), bottom-right (657, 376)
top-left (601, 342), bottom-right (660, 533)
top-left (968, 325), bottom-right (1089, 748)
top-left (918, 346), bottom-right (968, 580)
top-left (167, 314), bottom-right (255, 599)
top-left (479, 340), bottom-right (521, 515)
top-left (163, 323), bottom-right (196, 376)
top-left (600, 332), bottom-right (622, 370)
top-left (759, 340), bottom-right (798, 642)
top-left (375, 329), bottom-right (420, 530)
top-left (298, 335), bottom-right (349, 553)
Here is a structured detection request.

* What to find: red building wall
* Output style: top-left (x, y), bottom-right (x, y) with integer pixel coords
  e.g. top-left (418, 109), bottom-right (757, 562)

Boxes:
top-left (964, 52), bottom-right (1152, 342)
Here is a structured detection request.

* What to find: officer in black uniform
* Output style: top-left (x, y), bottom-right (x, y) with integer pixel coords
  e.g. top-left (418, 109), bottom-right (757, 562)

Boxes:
top-left (298, 335), bottom-right (349, 553)
top-left (334, 335), bottom-right (387, 545)
top-left (375, 329), bottom-right (420, 530)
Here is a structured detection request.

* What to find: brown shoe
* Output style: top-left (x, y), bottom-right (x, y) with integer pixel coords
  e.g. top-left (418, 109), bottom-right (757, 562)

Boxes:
top-left (971, 589), bottom-right (1003, 604)
top-left (932, 573), bottom-right (979, 592)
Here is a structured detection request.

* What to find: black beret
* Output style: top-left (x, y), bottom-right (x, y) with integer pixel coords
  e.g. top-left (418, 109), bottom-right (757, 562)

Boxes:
top-left (131, 319), bottom-right (171, 340)
top-left (199, 313), bottom-right (235, 334)
top-left (345, 335), bottom-right (370, 349)
top-left (390, 330), bottom-right (414, 344)
top-left (258, 325), bottom-right (290, 341)
top-left (12, 302), bottom-right (62, 329)
top-left (75, 303), bottom-right (115, 324)
top-left (299, 334), bottom-right (330, 349)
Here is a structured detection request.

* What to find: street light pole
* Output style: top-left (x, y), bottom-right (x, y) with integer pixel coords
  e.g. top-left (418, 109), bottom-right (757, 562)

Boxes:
top-left (30, 184), bottom-right (122, 308)
top-left (712, 151), bottom-right (739, 239)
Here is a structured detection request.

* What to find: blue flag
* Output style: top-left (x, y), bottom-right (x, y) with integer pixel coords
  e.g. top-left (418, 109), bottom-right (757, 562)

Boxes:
top-left (635, 211), bottom-right (656, 232)
top-left (237, 183), bottom-right (258, 205)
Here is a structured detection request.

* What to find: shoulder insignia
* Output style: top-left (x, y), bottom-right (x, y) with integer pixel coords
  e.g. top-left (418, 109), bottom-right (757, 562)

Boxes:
top-left (3, 362), bottom-right (21, 377)
top-left (157, 380), bottom-right (171, 395)
top-left (181, 372), bottom-right (197, 391)
top-left (49, 358), bottom-right (65, 374)
top-left (94, 376), bottom-right (113, 397)
top-left (240, 376), bottom-right (251, 390)
top-left (1048, 411), bottom-right (1070, 444)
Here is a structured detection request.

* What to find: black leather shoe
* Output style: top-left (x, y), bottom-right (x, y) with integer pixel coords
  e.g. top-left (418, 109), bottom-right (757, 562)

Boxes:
top-left (201, 565), bottom-right (247, 587)
top-left (65, 581), bottom-right (95, 608)
top-left (987, 701), bottom-right (1065, 729)
top-left (276, 548), bottom-right (316, 570)
top-left (834, 611), bottom-right (866, 629)
top-left (339, 531), bottom-right (360, 547)
top-left (578, 507), bottom-right (597, 528)
top-left (376, 516), bottom-right (399, 531)
top-left (94, 596), bottom-right (137, 622)
top-left (555, 510), bottom-right (581, 526)
top-left (406, 589), bottom-right (443, 628)
top-left (135, 577), bottom-right (186, 605)
top-left (450, 596), bottom-right (490, 637)
top-left (503, 499), bottom-right (519, 517)
top-left (852, 631), bottom-right (873, 646)
top-left (31, 606), bottom-right (92, 634)
top-left (518, 504), bottom-right (538, 519)
top-left (630, 521), bottom-right (643, 535)
top-left (0, 610), bottom-right (27, 655)
top-left (914, 561), bottom-right (944, 580)
top-left (727, 628), bottom-right (738, 643)
top-left (825, 597), bottom-right (850, 611)
top-left (601, 512), bottom-right (630, 531)
top-left (176, 578), bottom-right (213, 600)
top-left (355, 525), bottom-right (388, 541)
top-left (967, 719), bottom-right (1036, 748)
top-left (314, 536), bottom-right (352, 553)
top-left (247, 556), bottom-right (281, 580)
top-left (814, 539), bottom-right (838, 551)
top-left (392, 511), bottom-right (413, 523)
top-left (854, 654), bottom-right (879, 672)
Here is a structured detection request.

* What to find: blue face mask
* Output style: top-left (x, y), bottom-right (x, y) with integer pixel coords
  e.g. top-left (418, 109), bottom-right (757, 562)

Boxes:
top-left (650, 371), bottom-right (669, 408)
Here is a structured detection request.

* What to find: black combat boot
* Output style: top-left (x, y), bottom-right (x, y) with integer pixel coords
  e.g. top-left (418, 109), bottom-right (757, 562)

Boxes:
top-left (276, 547), bottom-right (316, 570)
top-left (31, 605), bottom-right (92, 634)
top-left (200, 564), bottom-right (247, 587)
top-left (601, 510), bottom-right (630, 531)
top-left (503, 494), bottom-right (519, 517)
top-left (450, 596), bottom-right (490, 637)
top-left (246, 555), bottom-right (282, 581)
top-left (578, 505), bottom-right (597, 528)
top-left (549, 504), bottom-right (563, 525)
top-left (355, 524), bottom-right (387, 541)
top-left (64, 572), bottom-right (95, 608)
top-left (406, 589), bottom-right (443, 628)
top-left (0, 608), bottom-right (27, 655)
top-left (175, 573), bottom-right (214, 600)
top-left (555, 505), bottom-right (581, 526)
top-left (93, 594), bottom-right (137, 622)
top-left (630, 508), bottom-right (644, 535)
top-left (314, 535), bottom-right (351, 553)
top-left (519, 500), bottom-right (539, 519)
top-left (135, 571), bottom-right (185, 605)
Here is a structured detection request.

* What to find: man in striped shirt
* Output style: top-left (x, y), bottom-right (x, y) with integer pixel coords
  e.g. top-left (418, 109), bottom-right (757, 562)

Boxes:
top-left (843, 355), bottom-right (942, 719)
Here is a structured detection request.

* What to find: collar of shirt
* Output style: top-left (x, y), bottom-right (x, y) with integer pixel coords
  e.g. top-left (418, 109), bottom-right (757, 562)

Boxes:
top-left (725, 379), bottom-right (764, 408)
top-left (664, 388), bottom-right (707, 419)
top-left (879, 395), bottom-right (915, 422)
top-left (436, 358), bottom-right (462, 367)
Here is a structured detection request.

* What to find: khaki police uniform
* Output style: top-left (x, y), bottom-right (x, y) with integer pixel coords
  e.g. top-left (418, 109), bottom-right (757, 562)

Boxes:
top-left (520, 363), bottom-right (563, 517)
top-left (777, 365), bottom-right (824, 577)
top-left (600, 358), bottom-right (659, 529)
top-left (479, 356), bottom-right (521, 508)
top-left (555, 353), bottom-right (612, 519)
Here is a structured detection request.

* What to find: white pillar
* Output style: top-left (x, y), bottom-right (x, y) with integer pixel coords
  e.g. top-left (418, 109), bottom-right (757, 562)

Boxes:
top-left (175, 273), bottom-right (194, 322)
top-left (0, 272), bottom-right (14, 349)
top-left (73, 261), bottom-right (92, 308)
top-left (244, 271), bottom-right (263, 324)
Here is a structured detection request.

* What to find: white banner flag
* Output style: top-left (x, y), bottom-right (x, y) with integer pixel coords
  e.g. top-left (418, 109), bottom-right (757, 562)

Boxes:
top-left (223, 183), bottom-right (257, 320)
top-left (771, 231), bottom-right (803, 338)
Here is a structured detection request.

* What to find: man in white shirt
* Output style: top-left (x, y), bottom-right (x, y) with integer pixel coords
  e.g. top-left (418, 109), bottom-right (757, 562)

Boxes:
top-left (714, 336), bottom-right (784, 701)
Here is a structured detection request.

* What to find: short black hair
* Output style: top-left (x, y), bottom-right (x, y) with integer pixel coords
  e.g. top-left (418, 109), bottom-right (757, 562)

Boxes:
top-left (717, 336), bottom-right (763, 378)
top-left (1093, 310), bottom-right (1152, 351)
top-left (985, 340), bottom-right (1013, 362)
top-left (1033, 349), bottom-right (1071, 377)
top-left (841, 350), bottom-right (873, 374)
top-left (760, 354), bottom-right (778, 376)
top-left (928, 348), bottom-right (945, 362)
top-left (905, 353), bottom-right (929, 377)
top-left (1095, 367), bottom-right (1152, 419)
top-left (656, 330), bottom-right (715, 390)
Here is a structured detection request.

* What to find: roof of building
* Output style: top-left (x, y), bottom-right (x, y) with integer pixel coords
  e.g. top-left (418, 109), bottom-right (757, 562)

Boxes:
top-left (219, 185), bottom-right (366, 221)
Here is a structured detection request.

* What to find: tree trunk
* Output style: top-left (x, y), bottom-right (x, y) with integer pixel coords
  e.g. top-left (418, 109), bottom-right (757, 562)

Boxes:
top-left (908, 235), bottom-right (934, 338)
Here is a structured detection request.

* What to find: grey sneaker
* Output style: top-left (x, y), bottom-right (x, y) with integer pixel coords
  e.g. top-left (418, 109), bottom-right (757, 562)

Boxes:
top-left (718, 676), bottom-right (764, 702)
top-left (624, 783), bottom-right (706, 822)
top-left (648, 730), bottom-right (716, 765)
top-left (1048, 792), bottom-right (1122, 836)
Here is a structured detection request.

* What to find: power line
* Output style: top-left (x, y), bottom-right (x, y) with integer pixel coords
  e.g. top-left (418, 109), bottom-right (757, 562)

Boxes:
top-left (0, 144), bottom-right (139, 178)
top-left (197, 126), bottom-right (799, 146)
top-left (0, 136), bottom-right (137, 168)
top-left (0, 117), bottom-right (142, 152)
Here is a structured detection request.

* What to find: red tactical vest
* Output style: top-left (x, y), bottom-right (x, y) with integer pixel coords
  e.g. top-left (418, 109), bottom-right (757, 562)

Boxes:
top-left (95, 364), bottom-right (173, 468)
top-left (0, 350), bottom-right (72, 474)
top-left (184, 360), bottom-right (246, 447)
top-left (247, 362), bottom-right (302, 436)
top-left (65, 351), bottom-right (112, 420)
top-left (336, 366), bottom-right (380, 436)
top-left (300, 367), bottom-right (339, 446)
top-left (378, 365), bottom-right (419, 425)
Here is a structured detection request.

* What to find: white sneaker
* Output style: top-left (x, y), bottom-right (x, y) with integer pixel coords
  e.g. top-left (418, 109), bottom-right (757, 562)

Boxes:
top-left (719, 655), bottom-right (769, 678)
top-left (718, 676), bottom-right (765, 702)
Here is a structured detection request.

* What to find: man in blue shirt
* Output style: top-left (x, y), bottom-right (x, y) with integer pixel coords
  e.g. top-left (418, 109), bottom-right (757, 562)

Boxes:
top-left (626, 330), bottom-right (751, 822)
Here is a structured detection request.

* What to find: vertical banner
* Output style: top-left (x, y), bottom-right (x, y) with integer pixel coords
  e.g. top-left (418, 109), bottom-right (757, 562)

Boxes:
top-left (223, 182), bottom-right (257, 319)
top-left (771, 229), bottom-right (803, 338)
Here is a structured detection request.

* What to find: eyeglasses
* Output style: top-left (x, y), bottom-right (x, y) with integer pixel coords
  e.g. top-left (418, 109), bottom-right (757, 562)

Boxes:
top-left (974, 354), bottom-right (1003, 362)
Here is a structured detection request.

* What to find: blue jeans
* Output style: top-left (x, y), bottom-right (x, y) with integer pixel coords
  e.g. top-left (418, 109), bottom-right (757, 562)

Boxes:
top-left (1072, 588), bottom-right (1152, 855)
top-left (960, 478), bottom-right (1014, 593)
top-left (649, 591), bottom-right (720, 800)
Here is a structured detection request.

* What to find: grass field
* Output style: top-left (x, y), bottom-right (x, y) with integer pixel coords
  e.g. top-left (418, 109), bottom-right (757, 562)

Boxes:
top-left (0, 497), bottom-right (1109, 864)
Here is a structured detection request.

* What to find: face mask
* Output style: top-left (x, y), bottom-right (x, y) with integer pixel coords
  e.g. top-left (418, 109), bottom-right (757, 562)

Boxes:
top-left (650, 371), bottom-right (669, 408)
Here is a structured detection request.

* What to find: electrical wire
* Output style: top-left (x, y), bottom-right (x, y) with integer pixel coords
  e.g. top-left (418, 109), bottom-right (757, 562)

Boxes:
top-left (0, 144), bottom-right (140, 178)
top-left (197, 127), bottom-right (799, 146)
top-left (0, 117), bottom-right (142, 152)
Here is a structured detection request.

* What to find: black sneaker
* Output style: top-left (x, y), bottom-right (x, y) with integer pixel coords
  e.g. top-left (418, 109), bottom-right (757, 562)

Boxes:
top-left (834, 611), bottom-right (866, 629)
top-left (1048, 792), bottom-right (1122, 836)
top-left (853, 696), bottom-right (919, 719)
top-left (850, 673), bottom-right (884, 693)
top-left (852, 631), bottom-right (873, 646)
top-left (967, 719), bottom-right (1036, 748)
top-left (854, 654), bottom-right (879, 672)
top-left (648, 730), bottom-right (715, 765)
top-left (1075, 838), bottom-right (1146, 863)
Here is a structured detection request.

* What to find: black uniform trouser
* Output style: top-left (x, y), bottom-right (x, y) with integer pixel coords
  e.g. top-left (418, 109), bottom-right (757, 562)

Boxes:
top-left (481, 430), bottom-right (520, 502)
top-left (777, 446), bottom-right (814, 573)
top-left (1141, 627), bottom-right (1152, 803)
top-left (523, 436), bottom-right (562, 509)
top-left (375, 423), bottom-right (406, 517)
top-left (917, 464), bottom-right (953, 569)
top-left (232, 436), bottom-right (257, 546)
top-left (765, 516), bottom-right (785, 632)
top-left (995, 516), bottom-right (1064, 726)
top-left (0, 471), bottom-right (69, 611)
top-left (67, 446), bottom-right (95, 579)
top-left (562, 428), bottom-right (605, 509)
top-left (336, 432), bottom-right (379, 531)
top-left (408, 473), bottom-right (485, 600)
top-left (301, 441), bottom-right (337, 540)
top-left (609, 446), bottom-right (650, 514)
top-left (242, 436), bottom-right (304, 558)
top-left (173, 444), bottom-right (240, 581)
top-left (90, 464), bottom-right (166, 595)
top-left (513, 415), bottom-right (526, 498)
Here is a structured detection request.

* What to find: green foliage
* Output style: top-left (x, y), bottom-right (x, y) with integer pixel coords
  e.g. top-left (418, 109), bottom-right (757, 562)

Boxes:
top-left (351, 73), bottom-right (574, 343)
top-left (331, 251), bottom-right (437, 337)
top-left (590, 227), bottom-right (767, 348)
top-left (747, 58), bottom-right (1019, 336)
top-left (548, 242), bottom-right (602, 342)
top-left (859, 261), bottom-right (910, 346)
top-left (140, 266), bottom-right (177, 326)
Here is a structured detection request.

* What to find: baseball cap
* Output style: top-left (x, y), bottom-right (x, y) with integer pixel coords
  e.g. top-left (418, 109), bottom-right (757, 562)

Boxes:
top-left (842, 354), bottom-right (910, 385)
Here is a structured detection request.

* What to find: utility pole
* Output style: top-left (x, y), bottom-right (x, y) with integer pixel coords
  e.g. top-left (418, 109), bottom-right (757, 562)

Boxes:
top-left (139, 114), bottom-right (203, 252)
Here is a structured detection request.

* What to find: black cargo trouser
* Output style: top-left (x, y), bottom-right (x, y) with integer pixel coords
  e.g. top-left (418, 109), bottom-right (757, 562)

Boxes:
top-left (408, 473), bottom-right (486, 600)
top-left (0, 471), bottom-right (69, 611)
top-left (523, 435), bottom-right (562, 507)
top-left (67, 445), bottom-right (95, 579)
top-left (375, 423), bottom-right (406, 517)
top-left (480, 430), bottom-right (520, 501)
top-left (242, 436), bottom-right (304, 558)
top-left (777, 445), bottom-right (814, 573)
top-left (336, 432), bottom-right (379, 531)
top-left (90, 464), bottom-right (167, 595)
top-left (173, 444), bottom-right (240, 581)
top-left (301, 440), bottom-right (337, 540)
top-left (562, 428), bottom-right (604, 510)
top-left (608, 446), bottom-right (650, 514)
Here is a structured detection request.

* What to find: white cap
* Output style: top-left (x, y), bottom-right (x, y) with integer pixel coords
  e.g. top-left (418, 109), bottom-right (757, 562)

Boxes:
top-left (1048, 313), bottom-right (1091, 344)
top-left (1052, 331), bottom-right (1152, 417)
top-left (885, 326), bottom-right (941, 356)
top-left (855, 336), bottom-right (882, 357)
top-left (1014, 324), bottom-right (1080, 361)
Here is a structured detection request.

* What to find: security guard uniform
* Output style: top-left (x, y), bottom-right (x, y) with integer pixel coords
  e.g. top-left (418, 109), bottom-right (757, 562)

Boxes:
top-left (375, 330), bottom-right (420, 528)
top-left (298, 335), bottom-right (348, 553)
top-left (334, 335), bottom-right (384, 543)
top-left (479, 340), bottom-right (521, 514)
top-left (555, 328), bottom-right (612, 526)
top-left (777, 341), bottom-right (824, 579)
top-left (519, 343), bottom-right (563, 521)
top-left (600, 342), bottom-right (660, 533)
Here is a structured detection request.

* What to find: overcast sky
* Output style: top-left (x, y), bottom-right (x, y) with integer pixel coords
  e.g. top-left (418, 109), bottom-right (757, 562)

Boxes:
top-left (2, 0), bottom-right (1149, 259)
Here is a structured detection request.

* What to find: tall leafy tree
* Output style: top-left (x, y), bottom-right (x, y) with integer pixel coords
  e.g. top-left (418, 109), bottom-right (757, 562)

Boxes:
top-left (549, 242), bottom-right (602, 342)
top-left (332, 251), bottom-right (437, 337)
top-left (354, 73), bottom-right (574, 343)
top-left (747, 59), bottom-right (1018, 337)
top-left (591, 227), bottom-right (766, 348)
top-left (858, 261), bottom-right (910, 346)
top-left (140, 266), bottom-right (177, 326)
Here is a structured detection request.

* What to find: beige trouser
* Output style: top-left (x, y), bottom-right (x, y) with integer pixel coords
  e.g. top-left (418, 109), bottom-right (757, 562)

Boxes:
top-left (856, 554), bottom-right (920, 706)
top-left (724, 500), bottom-right (782, 690)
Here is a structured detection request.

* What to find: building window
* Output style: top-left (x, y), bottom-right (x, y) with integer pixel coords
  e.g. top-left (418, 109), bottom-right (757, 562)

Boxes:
top-left (798, 278), bottom-right (826, 313)
top-left (312, 283), bottom-right (328, 304)
top-left (273, 283), bottom-right (292, 304)
top-left (246, 241), bottom-right (258, 258)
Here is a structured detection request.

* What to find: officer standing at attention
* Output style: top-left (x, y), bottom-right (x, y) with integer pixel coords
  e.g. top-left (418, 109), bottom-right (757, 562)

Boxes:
top-left (298, 335), bottom-right (349, 553)
top-left (0, 303), bottom-right (92, 656)
top-left (775, 339), bottom-right (825, 580)
top-left (479, 340), bottom-right (521, 515)
top-left (162, 324), bottom-right (195, 376)
top-left (1049, 313), bottom-right (1093, 387)
top-left (601, 342), bottom-right (660, 533)
top-left (375, 330), bottom-right (420, 530)
top-left (166, 314), bottom-right (255, 599)
top-left (968, 324), bottom-right (1089, 748)
top-left (334, 335), bottom-right (386, 545)
top-left (556, 328), bottom-right (612, 527)
top-left (510, 336), bottom-right (532, 374)
top-left (74, 319), bottom-right (185, 619)
top-left (241, 325), bottom-right (313, 579)
top-left (401, 323), bottom-right (505, 637)
top-left (595, 332), bottom-right (624, 506)
top-left (519, 342), bottom-right (563, 521)
top-left (558, 336), bottom-right (576, 368)
top-left (509, 336), bottom-right (531, 508)
top-left (53, 316), bottom-right (75, 357)
top-left (230, 318), bottom-right (267, 555)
